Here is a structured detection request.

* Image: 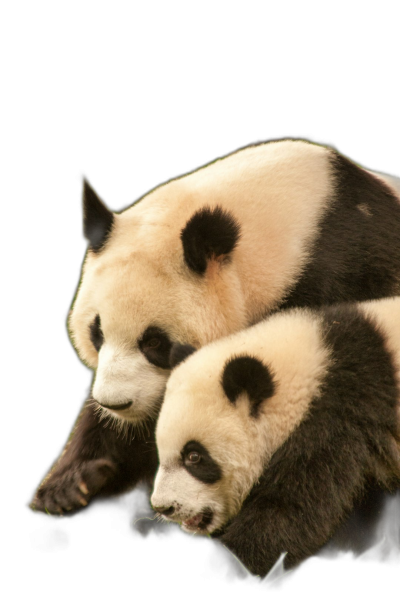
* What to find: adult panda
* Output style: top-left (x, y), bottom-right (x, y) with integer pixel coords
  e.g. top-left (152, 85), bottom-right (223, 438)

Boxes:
top-left (32, 140), bottom-right (400, 514)
top-left (151, 296), bottom-right (400, 576)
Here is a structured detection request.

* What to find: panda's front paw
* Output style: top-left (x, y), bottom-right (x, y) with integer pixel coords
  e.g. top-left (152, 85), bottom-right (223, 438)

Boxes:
top-left (31, 458), bottom-right (117, 515)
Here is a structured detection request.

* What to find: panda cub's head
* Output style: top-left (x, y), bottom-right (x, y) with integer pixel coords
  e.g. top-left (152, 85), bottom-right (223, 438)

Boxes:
top-left (151, 296), bottom-right (400, 534)
top-left (151, 310), bottom-right (330, 533)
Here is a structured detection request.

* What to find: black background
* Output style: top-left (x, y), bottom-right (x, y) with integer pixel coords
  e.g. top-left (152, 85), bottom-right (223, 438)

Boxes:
top-left (14, 48), bottom-right (400, 593)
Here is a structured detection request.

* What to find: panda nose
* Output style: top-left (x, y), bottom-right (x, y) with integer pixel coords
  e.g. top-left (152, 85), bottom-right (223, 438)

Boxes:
top-left (153, 505), bottom-right (175, 517)
top-left (96, 400), bottom-right (133, 411)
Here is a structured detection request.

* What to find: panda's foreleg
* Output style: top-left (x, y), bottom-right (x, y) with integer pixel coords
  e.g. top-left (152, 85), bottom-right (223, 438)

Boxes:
top-left (30, 400), bottom-right (158, 515)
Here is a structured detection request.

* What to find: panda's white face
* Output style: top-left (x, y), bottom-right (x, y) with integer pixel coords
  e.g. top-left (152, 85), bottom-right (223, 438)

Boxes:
top-left (150, 346), bottom-right (272, 534)
top-left (91, 344), bottom-right (168, 423)
top-left (151, 443), bottom-right (235, 534)
top-left (151, 309), bottom-right (332, 534)
top-left (69, 221), bottom-right (246, 422)
top-left (151, 415), bottom-right (258, 534)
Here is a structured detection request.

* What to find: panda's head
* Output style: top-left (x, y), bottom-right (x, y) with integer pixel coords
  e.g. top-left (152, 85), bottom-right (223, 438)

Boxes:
top-left (151, 310), bottom-right (330, 534)
top-left (151, 310), bottom-right (329, 533)
top-left (68, 180), bottom-right (244, 424)
top-left (151, 343), bottom-right (277, 533)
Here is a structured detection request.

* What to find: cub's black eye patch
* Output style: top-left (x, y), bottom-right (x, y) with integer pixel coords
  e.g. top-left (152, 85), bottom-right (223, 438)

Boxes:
top-left (182, 440), bottom-right (222, 484)
top-left (89, 314), bottom-right (104, 352)
top-left (138, 326), bottom-right (172, 369)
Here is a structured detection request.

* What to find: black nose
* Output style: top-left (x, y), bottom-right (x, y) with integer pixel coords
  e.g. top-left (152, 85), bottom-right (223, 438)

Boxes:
top-left (96, 401), bottom-right (133, 411)
top-left (154, 506), bottom-right (175, 517)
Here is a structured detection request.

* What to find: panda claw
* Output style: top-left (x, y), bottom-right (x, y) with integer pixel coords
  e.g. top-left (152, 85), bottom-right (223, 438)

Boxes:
top-left (78, 482), bottom-right (89, 495)
top-left (78, 495), bottom-right (88, 507)
top-left (43, 503), bottom-right (63, 516)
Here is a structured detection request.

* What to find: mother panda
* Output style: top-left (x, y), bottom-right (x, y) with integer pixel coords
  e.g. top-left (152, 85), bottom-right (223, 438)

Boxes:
top-left (32, 140), bottom-right (400, 514)
top-left (151, 297), bottom-right (400, 576)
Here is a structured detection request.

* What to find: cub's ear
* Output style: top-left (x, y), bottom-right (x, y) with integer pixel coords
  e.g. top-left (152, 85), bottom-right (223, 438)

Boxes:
top-left (169, 343), bottom-right (197, 369)
top-left (83, 179), bottom-right (115, 253)
top-left (180, 206), bottom-right (241, 275)
top-left (222, 355), bottom-right (275, 418)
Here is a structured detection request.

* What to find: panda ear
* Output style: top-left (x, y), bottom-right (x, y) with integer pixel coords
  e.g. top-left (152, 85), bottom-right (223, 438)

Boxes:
top-left (222, 355), bottom-right (275, 418)
top-left (169, 343), bottom-right (197, 369)
top-left (83, 179), bottom-right (115, 253)
top-left (180, 206), bottom-right (241, 275)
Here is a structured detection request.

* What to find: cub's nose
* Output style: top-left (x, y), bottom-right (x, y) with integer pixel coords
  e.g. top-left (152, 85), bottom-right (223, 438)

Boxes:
top-left (153, 505), bottom-right (175, 517)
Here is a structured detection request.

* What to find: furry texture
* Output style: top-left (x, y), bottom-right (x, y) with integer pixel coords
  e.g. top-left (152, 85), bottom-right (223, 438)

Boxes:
top-left (181, 206), bottom-right (241, 275)
top-left (34, 140), bottom-right (400, 514)
top-left (83, 180), bottom-right (114, 253)
top-left (282, 154), bottom-right (400, 308)
top-left (222, 355), bottom-right (275, 418)
top-left (32, 401), bottom-right (158, 515)
top-left (152, 298), bottom-right (400, 576)
top-left (69, 141), bottom-right (400, 420)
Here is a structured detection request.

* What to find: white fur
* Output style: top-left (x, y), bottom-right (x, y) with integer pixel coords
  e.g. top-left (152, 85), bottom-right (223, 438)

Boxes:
top-left (92, 345), bottom-right (167, 422)
top-left (152, 297), bottom-right (400, 535)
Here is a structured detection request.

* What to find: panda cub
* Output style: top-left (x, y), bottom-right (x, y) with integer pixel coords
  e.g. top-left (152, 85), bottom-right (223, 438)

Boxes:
top-left (33, 139), bottom-right (400, 515)
top-left (151, 297), bottom-right (400, 577)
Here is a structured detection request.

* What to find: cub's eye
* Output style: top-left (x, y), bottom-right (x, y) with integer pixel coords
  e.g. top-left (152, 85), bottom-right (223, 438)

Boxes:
top-left (187, 452), bottom-right (201, 464)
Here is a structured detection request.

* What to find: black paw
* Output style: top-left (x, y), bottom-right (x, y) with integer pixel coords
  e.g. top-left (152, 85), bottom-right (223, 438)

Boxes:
top-left (31, 458), bottom-right (117, 515)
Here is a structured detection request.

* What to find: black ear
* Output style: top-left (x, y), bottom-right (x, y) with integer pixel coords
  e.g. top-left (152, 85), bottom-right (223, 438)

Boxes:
top-left (222, 355), bottom-right (275, 418)
top-left (83, 179), bottom-right (115, 253)
top-left (180, 206), bottom-right (241, 275)
top-left (169, 343), bottom-right (197, 369)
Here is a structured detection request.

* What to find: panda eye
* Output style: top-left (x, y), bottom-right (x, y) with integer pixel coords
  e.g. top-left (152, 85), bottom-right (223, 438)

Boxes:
top-left (89, 314), bottom-right (104, 352)
top-left (138, 326), bottom-right (172, 369)
top-left (187, 452), bottom-right (201, 464)
top-left (143, 338), bottom-right (161, 350)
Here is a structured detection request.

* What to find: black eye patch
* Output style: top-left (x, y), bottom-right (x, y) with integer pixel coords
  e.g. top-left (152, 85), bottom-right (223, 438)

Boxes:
top-left (138, 326), bottom-right (172, 369)
top-left (89, 314), bottom-right (104, 352)
top-left (181, 440), bottom-right (222, 484)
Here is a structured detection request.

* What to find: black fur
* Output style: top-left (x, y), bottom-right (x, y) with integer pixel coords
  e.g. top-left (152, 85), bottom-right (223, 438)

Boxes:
top-left (89, 314), bottom-right (104, 352)
top-left (181, 206), bottom-right (241, 275)
top-left (31, 400), bottom-right (158, 515)
top-left (138, 326), bottom-right (172, 369)
top-left (217, 305), bottom-right (400, 576)
top-left (83, 179), bottom-right (114, 253)
top-left (181, 440), bottom-right (222, 484)
top-left (169, 343), bottom-right (197, 369)
top-left (282, 154), bottom-right (400, 309)
top-left (222, 355), bottom-right (275, 418)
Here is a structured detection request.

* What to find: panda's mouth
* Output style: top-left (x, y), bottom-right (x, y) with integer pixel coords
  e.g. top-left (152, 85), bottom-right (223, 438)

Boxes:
top-left (182, 508), bottom-right (214, 533)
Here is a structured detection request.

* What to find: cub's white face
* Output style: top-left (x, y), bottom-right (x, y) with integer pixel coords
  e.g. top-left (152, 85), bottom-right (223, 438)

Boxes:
top-left (151, 309), bottom-right (331, 534)
top-left (151, 427), bottom-right (251, 534)
top-left (151, 444), bottom-right (231, 534)
top-left (150, 348), bottom-right (269, 534)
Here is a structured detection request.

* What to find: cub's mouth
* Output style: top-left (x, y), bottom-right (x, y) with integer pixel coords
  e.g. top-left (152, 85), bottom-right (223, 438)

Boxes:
top-left (181, 508), bottom-right (214, 533)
